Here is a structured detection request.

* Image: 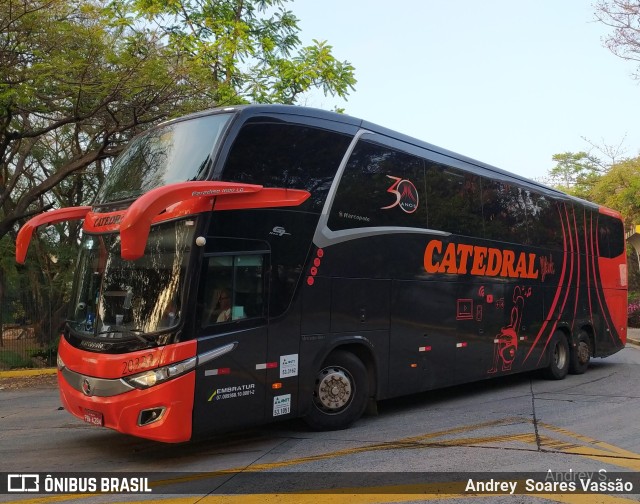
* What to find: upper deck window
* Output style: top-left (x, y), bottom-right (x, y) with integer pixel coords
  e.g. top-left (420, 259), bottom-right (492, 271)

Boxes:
top-left (327, 140), bottom-right (425, 231)
top-left (222, 121), bottom-right (353, 212)
top-left (95, 113), bottom-right (232, 204)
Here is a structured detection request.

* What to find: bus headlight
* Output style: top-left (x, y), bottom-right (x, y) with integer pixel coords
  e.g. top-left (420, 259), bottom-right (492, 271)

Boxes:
top-left (123, 357), bottom-right (196, 389)
top-left (57, 353), bottom-right (65, 371)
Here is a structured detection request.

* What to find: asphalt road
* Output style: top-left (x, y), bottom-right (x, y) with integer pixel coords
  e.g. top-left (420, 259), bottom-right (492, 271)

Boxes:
top-left (1, 344), bottom-right (640, 503)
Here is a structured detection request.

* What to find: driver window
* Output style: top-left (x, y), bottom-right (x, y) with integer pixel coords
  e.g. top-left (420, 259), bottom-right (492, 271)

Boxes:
top-left (201, 254), bottom-right (265, 327)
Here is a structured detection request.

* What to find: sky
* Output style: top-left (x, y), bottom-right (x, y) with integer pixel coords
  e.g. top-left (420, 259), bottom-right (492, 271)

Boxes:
top-left (292, 0), bottom-right (640, 182)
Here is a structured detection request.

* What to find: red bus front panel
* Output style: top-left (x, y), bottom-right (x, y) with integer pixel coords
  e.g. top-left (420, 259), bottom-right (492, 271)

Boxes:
top-left (57, 337), bottom-right (196, 443)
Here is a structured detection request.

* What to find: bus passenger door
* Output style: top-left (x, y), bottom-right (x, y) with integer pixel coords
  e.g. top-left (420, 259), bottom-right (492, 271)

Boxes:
top-left (191, 253), bottom-right (269, 437)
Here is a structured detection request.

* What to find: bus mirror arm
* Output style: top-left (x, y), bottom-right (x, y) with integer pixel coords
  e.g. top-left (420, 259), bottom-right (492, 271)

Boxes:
top-left (119, 181), bottom-right (310, 260)
top-left (15, 206), bottom-right (91, 264)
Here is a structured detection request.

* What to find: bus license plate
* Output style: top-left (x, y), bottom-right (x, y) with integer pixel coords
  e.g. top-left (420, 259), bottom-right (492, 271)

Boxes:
top-left (83, 409), bottom-right (104, 426)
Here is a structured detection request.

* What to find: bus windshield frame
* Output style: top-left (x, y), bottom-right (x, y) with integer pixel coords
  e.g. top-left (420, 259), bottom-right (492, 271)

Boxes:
top-left (67, 218), bottom-right (196, 341)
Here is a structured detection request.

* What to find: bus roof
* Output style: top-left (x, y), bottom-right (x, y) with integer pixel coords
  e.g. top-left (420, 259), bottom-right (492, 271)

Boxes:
top-left (160, 104), bottom-right (600, 211)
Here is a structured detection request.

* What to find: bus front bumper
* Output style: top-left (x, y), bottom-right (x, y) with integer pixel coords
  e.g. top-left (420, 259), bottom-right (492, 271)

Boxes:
top-left (57, 367), bottom-right (195, 443)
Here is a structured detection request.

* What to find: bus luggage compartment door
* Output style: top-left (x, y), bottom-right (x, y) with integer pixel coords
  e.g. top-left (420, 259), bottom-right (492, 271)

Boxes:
top-left (191, 326), bottom-right (268, 437)
top-left (389, 280), bottom-right (458, 396)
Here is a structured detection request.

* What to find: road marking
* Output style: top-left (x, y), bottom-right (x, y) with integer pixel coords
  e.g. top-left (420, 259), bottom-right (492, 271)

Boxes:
top-left (4, 418), bottom-right (639, 504)
top-left (91, 492), bottom-right (640, 504)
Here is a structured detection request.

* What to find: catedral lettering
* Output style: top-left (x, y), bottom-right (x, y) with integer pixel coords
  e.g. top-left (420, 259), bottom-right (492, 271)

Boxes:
top-left (15, 105), bottom-right (627, 443)
top-left (93, 215), bottom-right (123, 228)
top-left (424, 240), bottom-right (539, 279)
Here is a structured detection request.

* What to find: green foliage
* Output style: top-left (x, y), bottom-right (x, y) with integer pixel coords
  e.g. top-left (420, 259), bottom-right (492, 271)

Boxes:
top-left (547, 152), bottom-right (640, 229)
top-left (546, 152), bottom-right (602, 199)
top-left (0, 0), bottom-right (356, 354)
top-left (30, 336), bottom-right (61, 366)
top-left (1, 0), bottom-right (356, 239)
top-left (126, 0), bottom-right (356, 104)
top-left (0, 350), bottom-right (33, 369)
top-left (590, 157), bottom-right (640, 227)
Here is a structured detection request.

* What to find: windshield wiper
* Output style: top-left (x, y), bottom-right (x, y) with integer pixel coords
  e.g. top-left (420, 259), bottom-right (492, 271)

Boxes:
top-left (97, 328), bottom-right (153, 343)
top-left (65, 319), bottom-right (90, 331)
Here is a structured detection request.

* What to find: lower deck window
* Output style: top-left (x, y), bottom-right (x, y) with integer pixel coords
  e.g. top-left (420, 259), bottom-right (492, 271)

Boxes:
top-left (201, 254), bottom-right (265, 327)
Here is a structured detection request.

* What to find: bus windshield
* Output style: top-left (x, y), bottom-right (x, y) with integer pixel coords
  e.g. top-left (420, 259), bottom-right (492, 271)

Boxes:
top-left (67, 219), bottom-right (195, 339)
top-left (94, 113), bottom-right (232, 204)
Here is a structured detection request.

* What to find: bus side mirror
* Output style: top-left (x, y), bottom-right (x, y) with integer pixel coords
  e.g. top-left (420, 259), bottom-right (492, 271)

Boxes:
top-left (16, 206), bottom-right (91, 264)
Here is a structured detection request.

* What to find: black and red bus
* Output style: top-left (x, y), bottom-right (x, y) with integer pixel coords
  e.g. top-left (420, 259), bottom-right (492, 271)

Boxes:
top-left (17, 105), bottom-right (627, 442)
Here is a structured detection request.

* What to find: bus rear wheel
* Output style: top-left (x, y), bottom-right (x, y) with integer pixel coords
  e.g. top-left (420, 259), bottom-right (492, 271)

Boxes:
top-left (304, 350), bottom-right (369, 431)
top-left (569, 331), bottom-right (590, 375)
top-left (543, 331), bottom-right (570, 380)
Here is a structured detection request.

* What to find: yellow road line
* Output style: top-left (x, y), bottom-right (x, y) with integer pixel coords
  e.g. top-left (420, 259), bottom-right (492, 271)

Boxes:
top-left (72, 490), bottom-right (640, 504)
top-left (4, 419), bottom-right (639, 504)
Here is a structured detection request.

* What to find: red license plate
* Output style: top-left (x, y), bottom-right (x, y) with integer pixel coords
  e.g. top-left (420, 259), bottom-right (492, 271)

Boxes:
top-left (83, 409), bottom-right (104, 426)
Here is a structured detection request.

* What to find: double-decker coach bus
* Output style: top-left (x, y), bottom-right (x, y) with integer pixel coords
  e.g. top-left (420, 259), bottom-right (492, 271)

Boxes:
top-left (16, 105), bottom-right (627, 443)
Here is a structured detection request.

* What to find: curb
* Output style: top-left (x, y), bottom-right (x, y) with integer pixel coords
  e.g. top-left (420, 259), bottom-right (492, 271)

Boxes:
top-left (0, 368), bottom-right (57, 378)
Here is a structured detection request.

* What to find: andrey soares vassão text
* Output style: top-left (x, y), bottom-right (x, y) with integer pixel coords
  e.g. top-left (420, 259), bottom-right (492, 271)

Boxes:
top-left (465, 471), bottom-right (634, 495)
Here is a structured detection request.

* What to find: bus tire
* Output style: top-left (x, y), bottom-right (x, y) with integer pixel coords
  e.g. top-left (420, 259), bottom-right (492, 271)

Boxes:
top-left (304, 350), bottom-right (369, 431)
top-left (543, 331), bottom-right (570, 380)
top-left (569, 331), bottom-right (590, 375)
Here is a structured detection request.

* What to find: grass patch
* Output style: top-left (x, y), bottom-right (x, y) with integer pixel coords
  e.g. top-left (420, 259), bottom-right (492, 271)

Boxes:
top-left (0, 350), bottom-right (33, 369)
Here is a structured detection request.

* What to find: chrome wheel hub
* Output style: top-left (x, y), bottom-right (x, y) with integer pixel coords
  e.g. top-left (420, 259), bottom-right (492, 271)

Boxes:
top-left (315, 367), bottom-right (353, 411)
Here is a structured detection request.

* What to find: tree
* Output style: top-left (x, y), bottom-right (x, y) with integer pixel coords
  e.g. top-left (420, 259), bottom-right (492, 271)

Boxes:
top-left (591, 156), bottom-right (640, 227)
top-left (127, 0), bottom-right (356, 105)
top-left (1, 0), bottom-right (356, 242)
top-left (0, 0), bottom-right (203, 242)
top-left (545, 151), bottom-right (602, 198)
top-left (0, 0), bottom-right (356, 345)
top-left (595, 1), bottom-right (640, 79)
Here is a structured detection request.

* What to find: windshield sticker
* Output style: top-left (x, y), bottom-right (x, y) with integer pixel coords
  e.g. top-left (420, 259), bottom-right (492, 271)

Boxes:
top-left (280, 354), bottom-right (298, 378)
top-left (273, 394), bottom-right (291, 416)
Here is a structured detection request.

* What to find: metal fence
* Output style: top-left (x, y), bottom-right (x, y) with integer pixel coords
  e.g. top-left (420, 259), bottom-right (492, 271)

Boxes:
top-left (0, 293), bottom-right (59, 370)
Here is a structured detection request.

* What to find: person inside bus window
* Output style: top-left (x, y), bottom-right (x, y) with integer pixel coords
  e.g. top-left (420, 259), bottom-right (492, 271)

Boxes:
top-left (159, 300), bottom-right (179, 327)
top-left (216, 289), bottom-right (232, 323)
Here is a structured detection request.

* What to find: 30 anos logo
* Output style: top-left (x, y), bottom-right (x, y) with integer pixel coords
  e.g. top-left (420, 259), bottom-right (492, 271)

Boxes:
top-left (381, 175), bottom-right (419, 214)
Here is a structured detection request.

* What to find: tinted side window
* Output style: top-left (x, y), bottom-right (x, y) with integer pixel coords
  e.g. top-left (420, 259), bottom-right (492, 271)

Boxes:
top-left (526, 192), bottom-right (563, 250)
top-left (598, 214), bottom-right (625, 258)
top-left (327, 140), bottom-right (425, 231)
top-left (482, 180), bottom-right (528, 244)
top-left (222, 122), bottom-right (353, 212)
top-left (200, 254), bottom-right (265, 328)
top-left (425, 163), bottom-right (483, 237)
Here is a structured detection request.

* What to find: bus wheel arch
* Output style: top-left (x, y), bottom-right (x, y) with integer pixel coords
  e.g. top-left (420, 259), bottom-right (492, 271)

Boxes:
top-left (304, 348), bottom-right (372, 431)
top-left (569, 328), bottom-right (592, 375)
top-left (543, 329), bottom-right (570, 380)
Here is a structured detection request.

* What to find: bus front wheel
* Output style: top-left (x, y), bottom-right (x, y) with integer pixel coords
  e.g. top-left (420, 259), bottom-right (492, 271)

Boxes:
top-left (543, 331), bottom-right (570, 380)
top-left (305, 350), bottom-right (369, 431)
